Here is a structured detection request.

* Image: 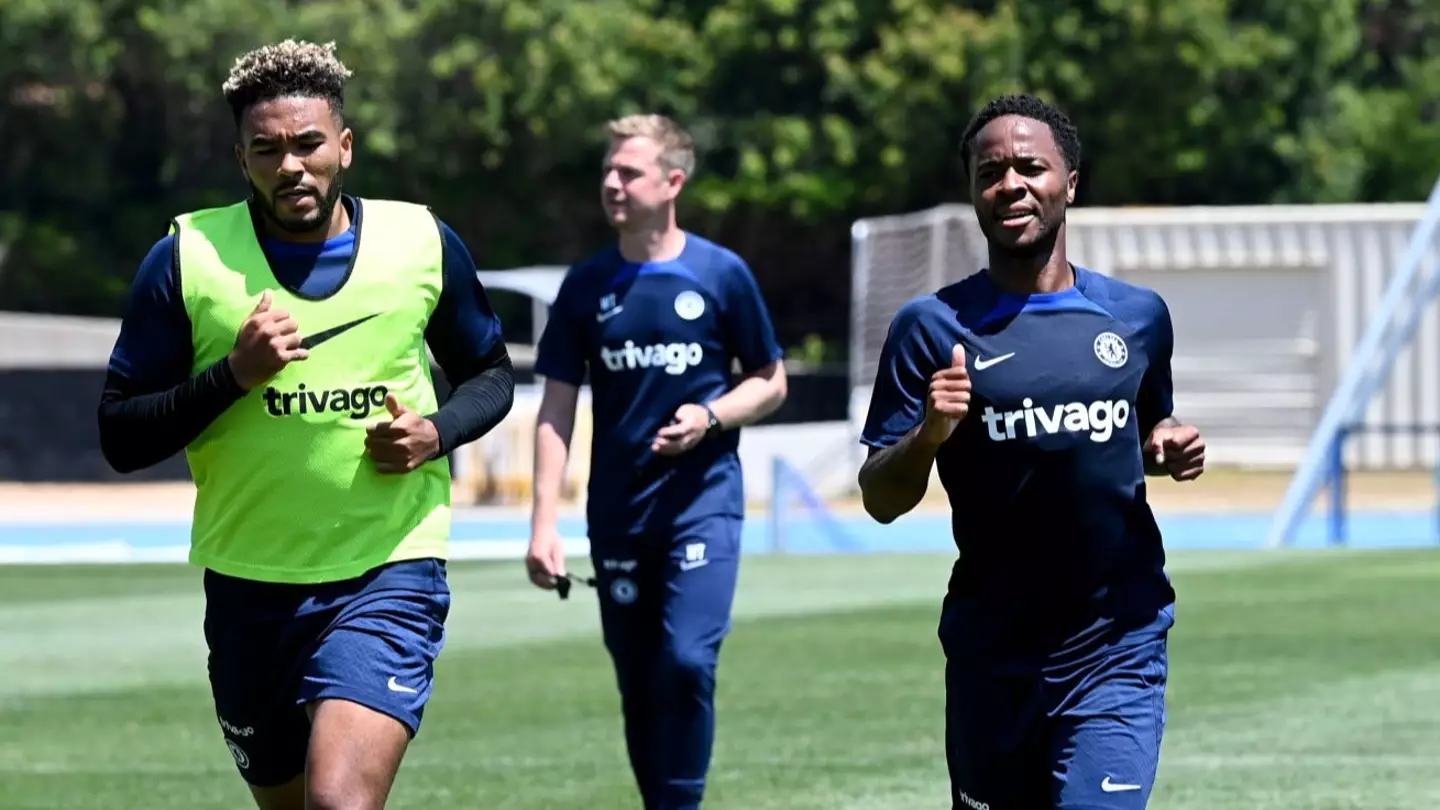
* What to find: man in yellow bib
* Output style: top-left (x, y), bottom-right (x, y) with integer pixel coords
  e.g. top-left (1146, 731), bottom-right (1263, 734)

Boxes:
top-left (96, 40), bottom-right (515, 810)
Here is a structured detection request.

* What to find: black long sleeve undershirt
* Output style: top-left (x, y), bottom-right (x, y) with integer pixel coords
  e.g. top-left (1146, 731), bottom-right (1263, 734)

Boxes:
top-left (98, 358), bottom-right (247, 473)
top-left (98, 344), bottom-right (516, 473)
top-left (427, 345), bottom-right (516, 457)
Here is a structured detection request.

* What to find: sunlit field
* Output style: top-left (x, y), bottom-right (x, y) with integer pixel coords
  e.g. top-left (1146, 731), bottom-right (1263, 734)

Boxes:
top-left (3, 549), bottom-right (1439, 809)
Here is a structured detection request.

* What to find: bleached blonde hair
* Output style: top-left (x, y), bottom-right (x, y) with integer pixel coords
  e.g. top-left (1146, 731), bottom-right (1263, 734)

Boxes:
top-left (222, 39), bottom-right (352, 124)
top-left (607, 114), bottom-right (695, 176)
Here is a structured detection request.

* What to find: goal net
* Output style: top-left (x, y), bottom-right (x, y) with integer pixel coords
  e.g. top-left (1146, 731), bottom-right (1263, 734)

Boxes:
top-left (849, 204), bottom-right (989, 412)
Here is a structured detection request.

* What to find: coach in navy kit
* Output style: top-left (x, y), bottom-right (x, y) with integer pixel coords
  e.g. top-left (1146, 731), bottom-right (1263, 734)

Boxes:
top-left (857, 94), bottom-right (1206, 810)
top-left (526, 114), bottom-right (787, 810)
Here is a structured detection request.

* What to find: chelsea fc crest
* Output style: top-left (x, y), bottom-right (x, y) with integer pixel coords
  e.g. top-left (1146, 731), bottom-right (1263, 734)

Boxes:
top-left (1093, 332), bottom-right (1128, 368)
top-left (674, 291), bottom-right (705, 321)
top-left (610, 577), bottom-right (638, 605)
top-left (226, 740), bottom-right (250, 769)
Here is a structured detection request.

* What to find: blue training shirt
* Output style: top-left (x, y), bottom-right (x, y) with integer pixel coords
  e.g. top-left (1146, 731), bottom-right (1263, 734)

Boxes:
top-left (107, 196), bottom-right (504, 389)
top-left (536, 233), bottom-right (783, 539)
top-left (862, 266), bottom-right (1177, 666)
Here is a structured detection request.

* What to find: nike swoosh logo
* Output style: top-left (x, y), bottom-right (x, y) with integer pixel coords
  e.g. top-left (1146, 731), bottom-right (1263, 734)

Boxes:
top-left (386, 676), bottom-right (419, 694)
top-left (972, 352), bottom-right (1016, 371)
top-left (678, 559), bottom-right (710, 572)
top-left (596, 306), bottom-right (624, 322)
top-left (1100, 777), bottom-right (1142, 793)
top-left (299, 313), bottom-right (381, 350)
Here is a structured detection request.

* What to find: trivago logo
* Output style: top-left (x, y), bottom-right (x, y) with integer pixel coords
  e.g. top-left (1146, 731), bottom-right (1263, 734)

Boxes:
top-left (263, 383), bottom-right (389, 420)
top-left (981, 397), bottom-right (1131, 443)
top-left (600, 341), bottom-right (704, 376)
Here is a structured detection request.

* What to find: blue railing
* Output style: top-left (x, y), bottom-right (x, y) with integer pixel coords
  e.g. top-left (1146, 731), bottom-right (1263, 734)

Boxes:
top-left (1325, 423), bottom-right (1440, 546)
top-left (1269, 174), bottom-right (1440, 547)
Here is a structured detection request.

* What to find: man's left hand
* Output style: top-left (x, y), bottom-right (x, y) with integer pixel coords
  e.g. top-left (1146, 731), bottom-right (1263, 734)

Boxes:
top-left (652, 403), bottom-right (713, 456)
top-left (366, 394), bottom-right (441, 474)
top-left (1145, 423), bottom-right (1206, 481)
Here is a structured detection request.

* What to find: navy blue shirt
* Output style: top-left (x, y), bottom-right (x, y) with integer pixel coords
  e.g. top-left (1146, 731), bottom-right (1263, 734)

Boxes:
top-left (862, 267), bottom-right (1176, 666)
top-left (108, 196), bottom-right (503, 388)
top-left (536, 233), bottom-right (783, 538)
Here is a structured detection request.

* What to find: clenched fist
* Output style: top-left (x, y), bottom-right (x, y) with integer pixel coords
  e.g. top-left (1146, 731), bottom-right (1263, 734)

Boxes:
top-left (228, 290), bottom-right (308, 391)
top-left (920, 344), bottom-right (971, 446)
top-left (1145, 423), bottom-right (1206, 481)
top-left (366, 394), bottom-right (441, 474)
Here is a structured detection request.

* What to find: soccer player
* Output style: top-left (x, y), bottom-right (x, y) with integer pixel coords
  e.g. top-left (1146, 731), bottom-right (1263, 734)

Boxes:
top-left (525, 114), bottom-right (787, 810)
top-left (95, 40), bottom-right (515, 810)
top-left (857, 94), bottom-right (1206, 810)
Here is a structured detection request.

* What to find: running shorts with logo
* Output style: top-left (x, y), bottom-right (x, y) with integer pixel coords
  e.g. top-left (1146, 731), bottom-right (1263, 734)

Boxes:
top-left (203, 558), bottom-right (450, 786)
top-left (942, 605), bottom-right (1171, 810)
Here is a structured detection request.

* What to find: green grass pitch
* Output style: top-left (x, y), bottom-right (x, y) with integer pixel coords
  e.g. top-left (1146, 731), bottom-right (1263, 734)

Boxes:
top-left (2, 549), bottom-right (1439, 809)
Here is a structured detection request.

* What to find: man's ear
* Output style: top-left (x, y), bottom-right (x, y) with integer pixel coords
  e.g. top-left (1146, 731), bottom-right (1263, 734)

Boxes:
top-left (339, 127), bottom-right (354, 170)
top-left (667, 168), bottom-right (687, 199)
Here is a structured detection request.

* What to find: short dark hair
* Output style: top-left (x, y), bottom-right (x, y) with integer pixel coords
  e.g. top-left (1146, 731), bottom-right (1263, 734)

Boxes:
top-left (221, 39), bottom-right (352, 126)
top-left (959, 94), bottom-right (1081, 177)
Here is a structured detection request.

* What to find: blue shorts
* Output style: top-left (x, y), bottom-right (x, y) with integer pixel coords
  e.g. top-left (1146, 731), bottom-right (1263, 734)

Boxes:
top-left (943, 633), bottom-right (1169, 809)
top-left (202, 558), bottom-right (450, 787)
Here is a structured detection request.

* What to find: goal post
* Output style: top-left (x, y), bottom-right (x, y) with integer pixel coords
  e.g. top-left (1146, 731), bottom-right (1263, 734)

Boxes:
top-left (848, 205), bottom-right (988, 400)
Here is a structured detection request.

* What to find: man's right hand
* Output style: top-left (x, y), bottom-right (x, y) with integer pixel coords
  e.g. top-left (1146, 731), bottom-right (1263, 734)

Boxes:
top-left (919, 344), bottom-right (971, 446)
top-left (228, 290), bottom-right (309, 391)
top-left (525, 529), bottom-right (567, 590)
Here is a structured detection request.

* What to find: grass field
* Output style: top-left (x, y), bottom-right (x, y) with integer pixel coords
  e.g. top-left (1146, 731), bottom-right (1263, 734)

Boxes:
top-left (3, 550), bottom-right (1440, 809)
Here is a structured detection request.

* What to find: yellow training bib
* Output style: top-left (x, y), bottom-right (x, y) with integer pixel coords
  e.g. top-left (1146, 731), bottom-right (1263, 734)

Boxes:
top-left (174, 198), bottom-right (451, 584)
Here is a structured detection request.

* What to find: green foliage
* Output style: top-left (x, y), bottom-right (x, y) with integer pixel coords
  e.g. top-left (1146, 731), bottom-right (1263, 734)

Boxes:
top-left (787, 333), bottom-right (834, 368)
top-left (0, 0), bottom-right (1437, 340)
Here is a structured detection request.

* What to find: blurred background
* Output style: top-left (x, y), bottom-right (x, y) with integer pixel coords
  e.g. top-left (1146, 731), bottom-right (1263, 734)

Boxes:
top-left (2, 2), bottom-right (1440, 807)
top-left (4, 0), bottom-right (1439, 522)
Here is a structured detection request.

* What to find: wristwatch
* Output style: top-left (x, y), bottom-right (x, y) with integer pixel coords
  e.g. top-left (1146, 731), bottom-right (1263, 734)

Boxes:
top-left (701, 404), bottom-right (723, 438)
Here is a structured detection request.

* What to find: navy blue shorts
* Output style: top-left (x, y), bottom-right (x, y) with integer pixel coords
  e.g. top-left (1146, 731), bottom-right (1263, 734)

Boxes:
top-left (943, 630), bottom-right (1169, 809)
top-left (202, 558), bottom-right (450, 787)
